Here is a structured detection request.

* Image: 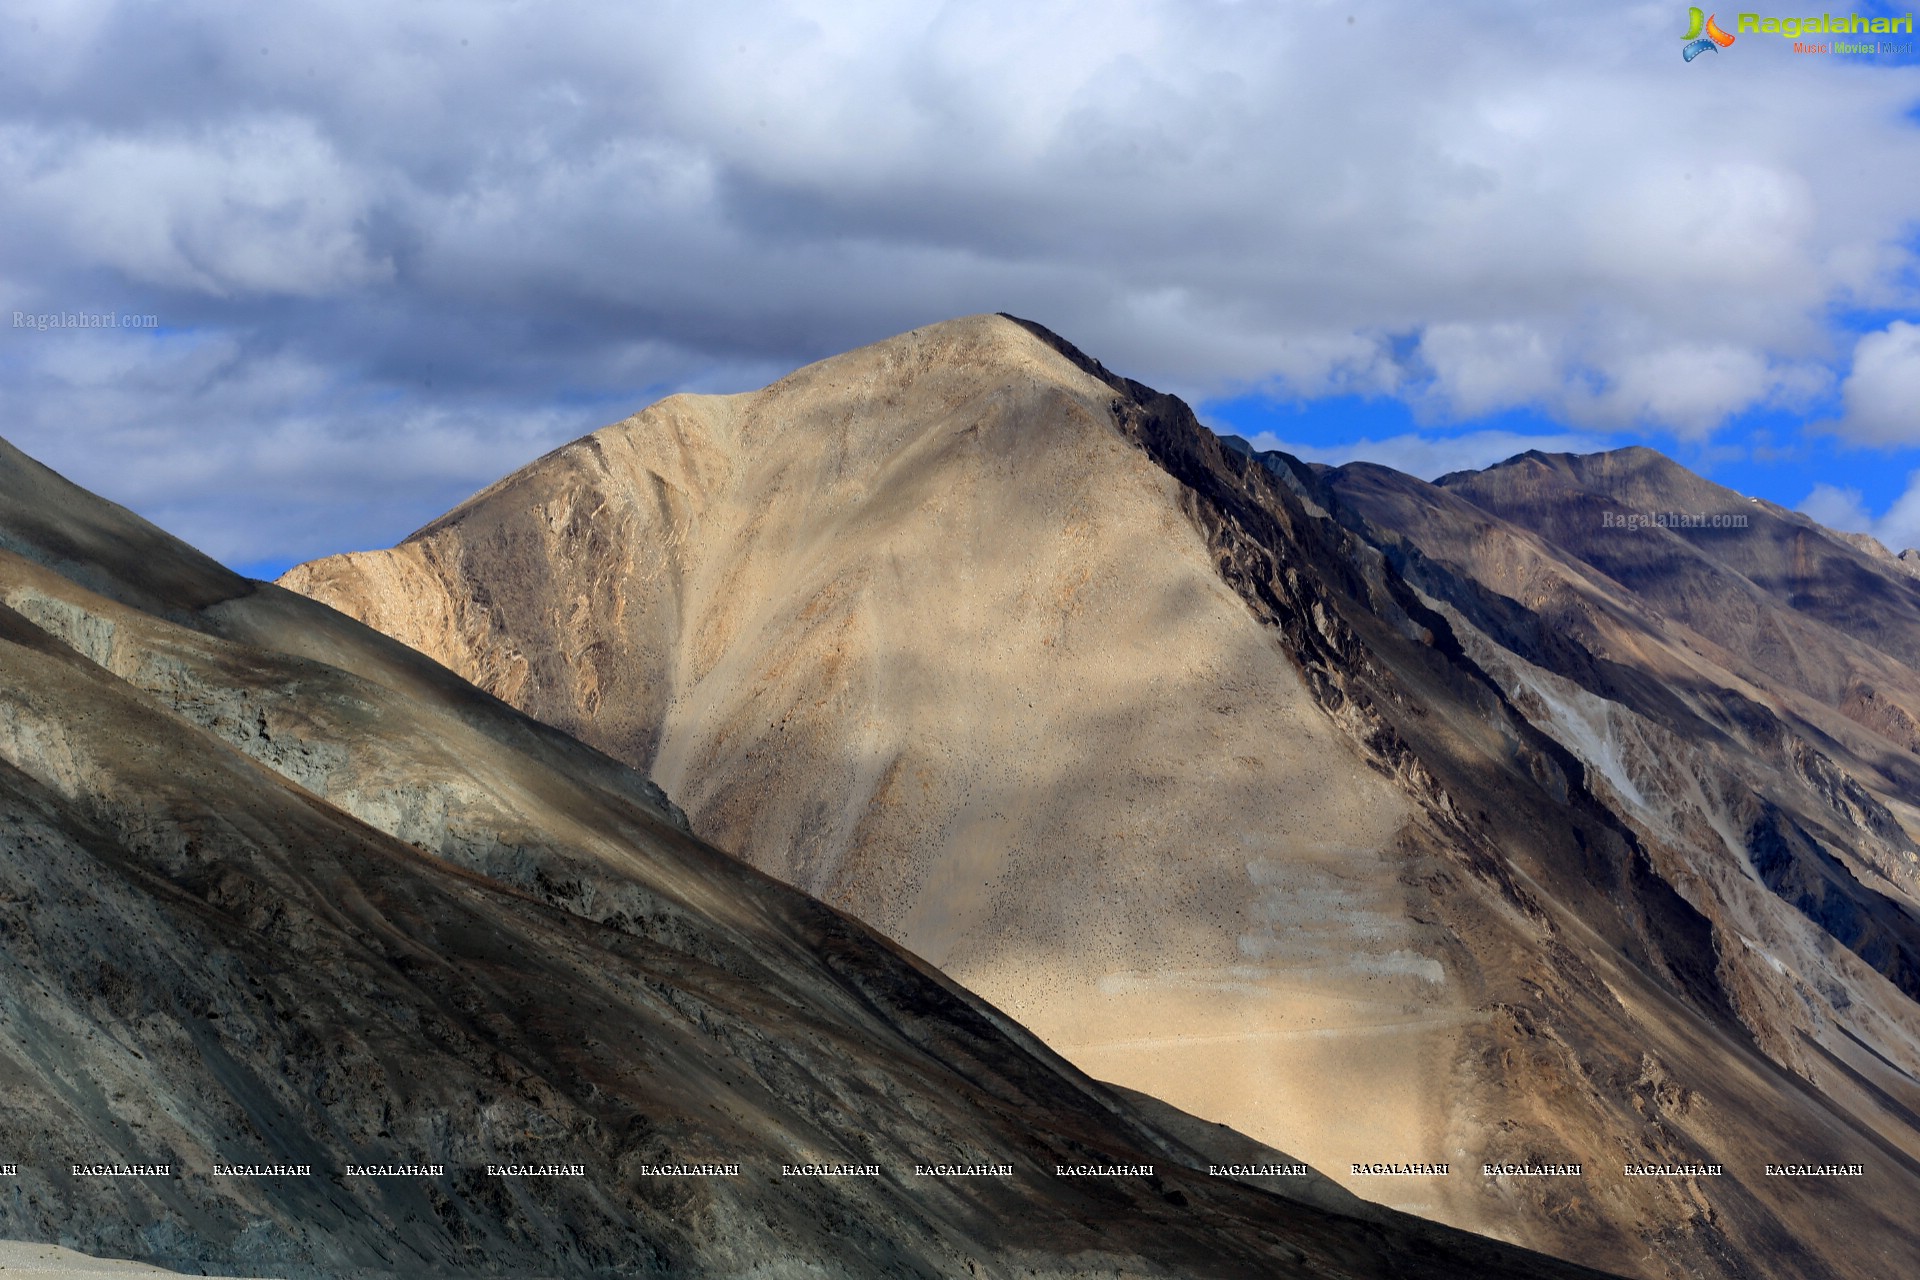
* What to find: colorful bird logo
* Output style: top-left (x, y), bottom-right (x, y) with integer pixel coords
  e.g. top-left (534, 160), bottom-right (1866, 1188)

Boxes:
top-left (1683, 8), bottom-right (1736, 60)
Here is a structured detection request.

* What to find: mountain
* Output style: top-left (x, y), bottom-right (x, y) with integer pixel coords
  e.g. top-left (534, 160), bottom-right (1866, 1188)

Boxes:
top-left (1325, 447), bottom-right (1920, 1131)
top-left (281, 314), bottom-right (1920, 1280)
top-left (0, 435), bottom-right (1622, 1279)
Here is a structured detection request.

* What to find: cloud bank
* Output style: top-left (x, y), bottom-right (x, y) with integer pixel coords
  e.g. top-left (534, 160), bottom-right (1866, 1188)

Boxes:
top-left (1, 1), bottom-right (1917, 564)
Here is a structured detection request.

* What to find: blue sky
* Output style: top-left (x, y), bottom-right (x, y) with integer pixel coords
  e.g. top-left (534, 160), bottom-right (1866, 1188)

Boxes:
top-left (2, 0), bottom-right (1918, 577)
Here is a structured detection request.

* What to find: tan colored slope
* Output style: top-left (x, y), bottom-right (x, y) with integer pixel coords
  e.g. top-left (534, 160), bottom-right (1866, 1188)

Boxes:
top-left (286, 317), bottom-right (1451, 1211)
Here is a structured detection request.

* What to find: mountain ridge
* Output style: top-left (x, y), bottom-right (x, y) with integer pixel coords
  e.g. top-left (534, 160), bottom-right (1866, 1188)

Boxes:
top-left (281, 314), bottom-right (1920, 1280)
top-left (0, 419), bottom-right (1639, 1278)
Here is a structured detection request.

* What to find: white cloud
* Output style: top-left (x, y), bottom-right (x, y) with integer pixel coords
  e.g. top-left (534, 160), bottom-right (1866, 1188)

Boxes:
top-left (3, 117), bottom-right (391, 298)
top-left (1580, 342), bottom-right (1775, 438)
top-left (1417, 322), bottom-right (1561, 419)
top-left (1837, 322), bottom-right (1920, 446)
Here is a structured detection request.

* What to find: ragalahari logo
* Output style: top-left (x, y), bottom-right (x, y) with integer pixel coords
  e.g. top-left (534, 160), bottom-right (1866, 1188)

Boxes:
top-left (1683, 8), bottom-right (1737, 58)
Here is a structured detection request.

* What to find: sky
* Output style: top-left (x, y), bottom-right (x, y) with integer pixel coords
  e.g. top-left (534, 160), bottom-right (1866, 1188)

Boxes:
top-left (2, 0), bottom-right (1918, 578)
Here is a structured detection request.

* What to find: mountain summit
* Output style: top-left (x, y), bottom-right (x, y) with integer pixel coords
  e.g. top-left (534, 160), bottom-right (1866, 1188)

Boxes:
top-left (284, 315), bottom-right (1920, 1280)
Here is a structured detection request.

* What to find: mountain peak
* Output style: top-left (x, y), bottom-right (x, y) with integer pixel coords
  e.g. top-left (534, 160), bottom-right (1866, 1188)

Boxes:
top-left (282, 321), bottom-right (1920, 1280)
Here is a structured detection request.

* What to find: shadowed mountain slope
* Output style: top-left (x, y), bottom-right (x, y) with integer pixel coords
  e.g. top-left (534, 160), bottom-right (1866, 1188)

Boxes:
top-left (283, 316), bottom-right (1920, 1280)
top-left (1327, 452), bottom-right (1920, 1019)
top-left (1322, 448), bottom-right (1920, 1154)
top-left (1435, 446), bottom-right (1920, 742)
top-left (0, 435), bottom-right (1627, 1280)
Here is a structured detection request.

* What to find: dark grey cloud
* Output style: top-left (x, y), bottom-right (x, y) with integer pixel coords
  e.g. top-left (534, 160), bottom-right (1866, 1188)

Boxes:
top-left (2, 0), bottom-right (1917, 566)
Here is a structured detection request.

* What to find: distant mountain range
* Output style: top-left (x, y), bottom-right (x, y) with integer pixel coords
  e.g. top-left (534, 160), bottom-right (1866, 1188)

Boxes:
top-left (0, 360), bottom-right (1620, 1273)
top-left (282, 315), bottom-right (1920, 1280)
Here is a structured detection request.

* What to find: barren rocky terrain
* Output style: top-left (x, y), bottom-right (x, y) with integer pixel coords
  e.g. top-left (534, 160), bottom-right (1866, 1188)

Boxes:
top-left (285, 314), bottom-right (1920, 1279)
top-left (0, 433), bottom-right (1624, 1277)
